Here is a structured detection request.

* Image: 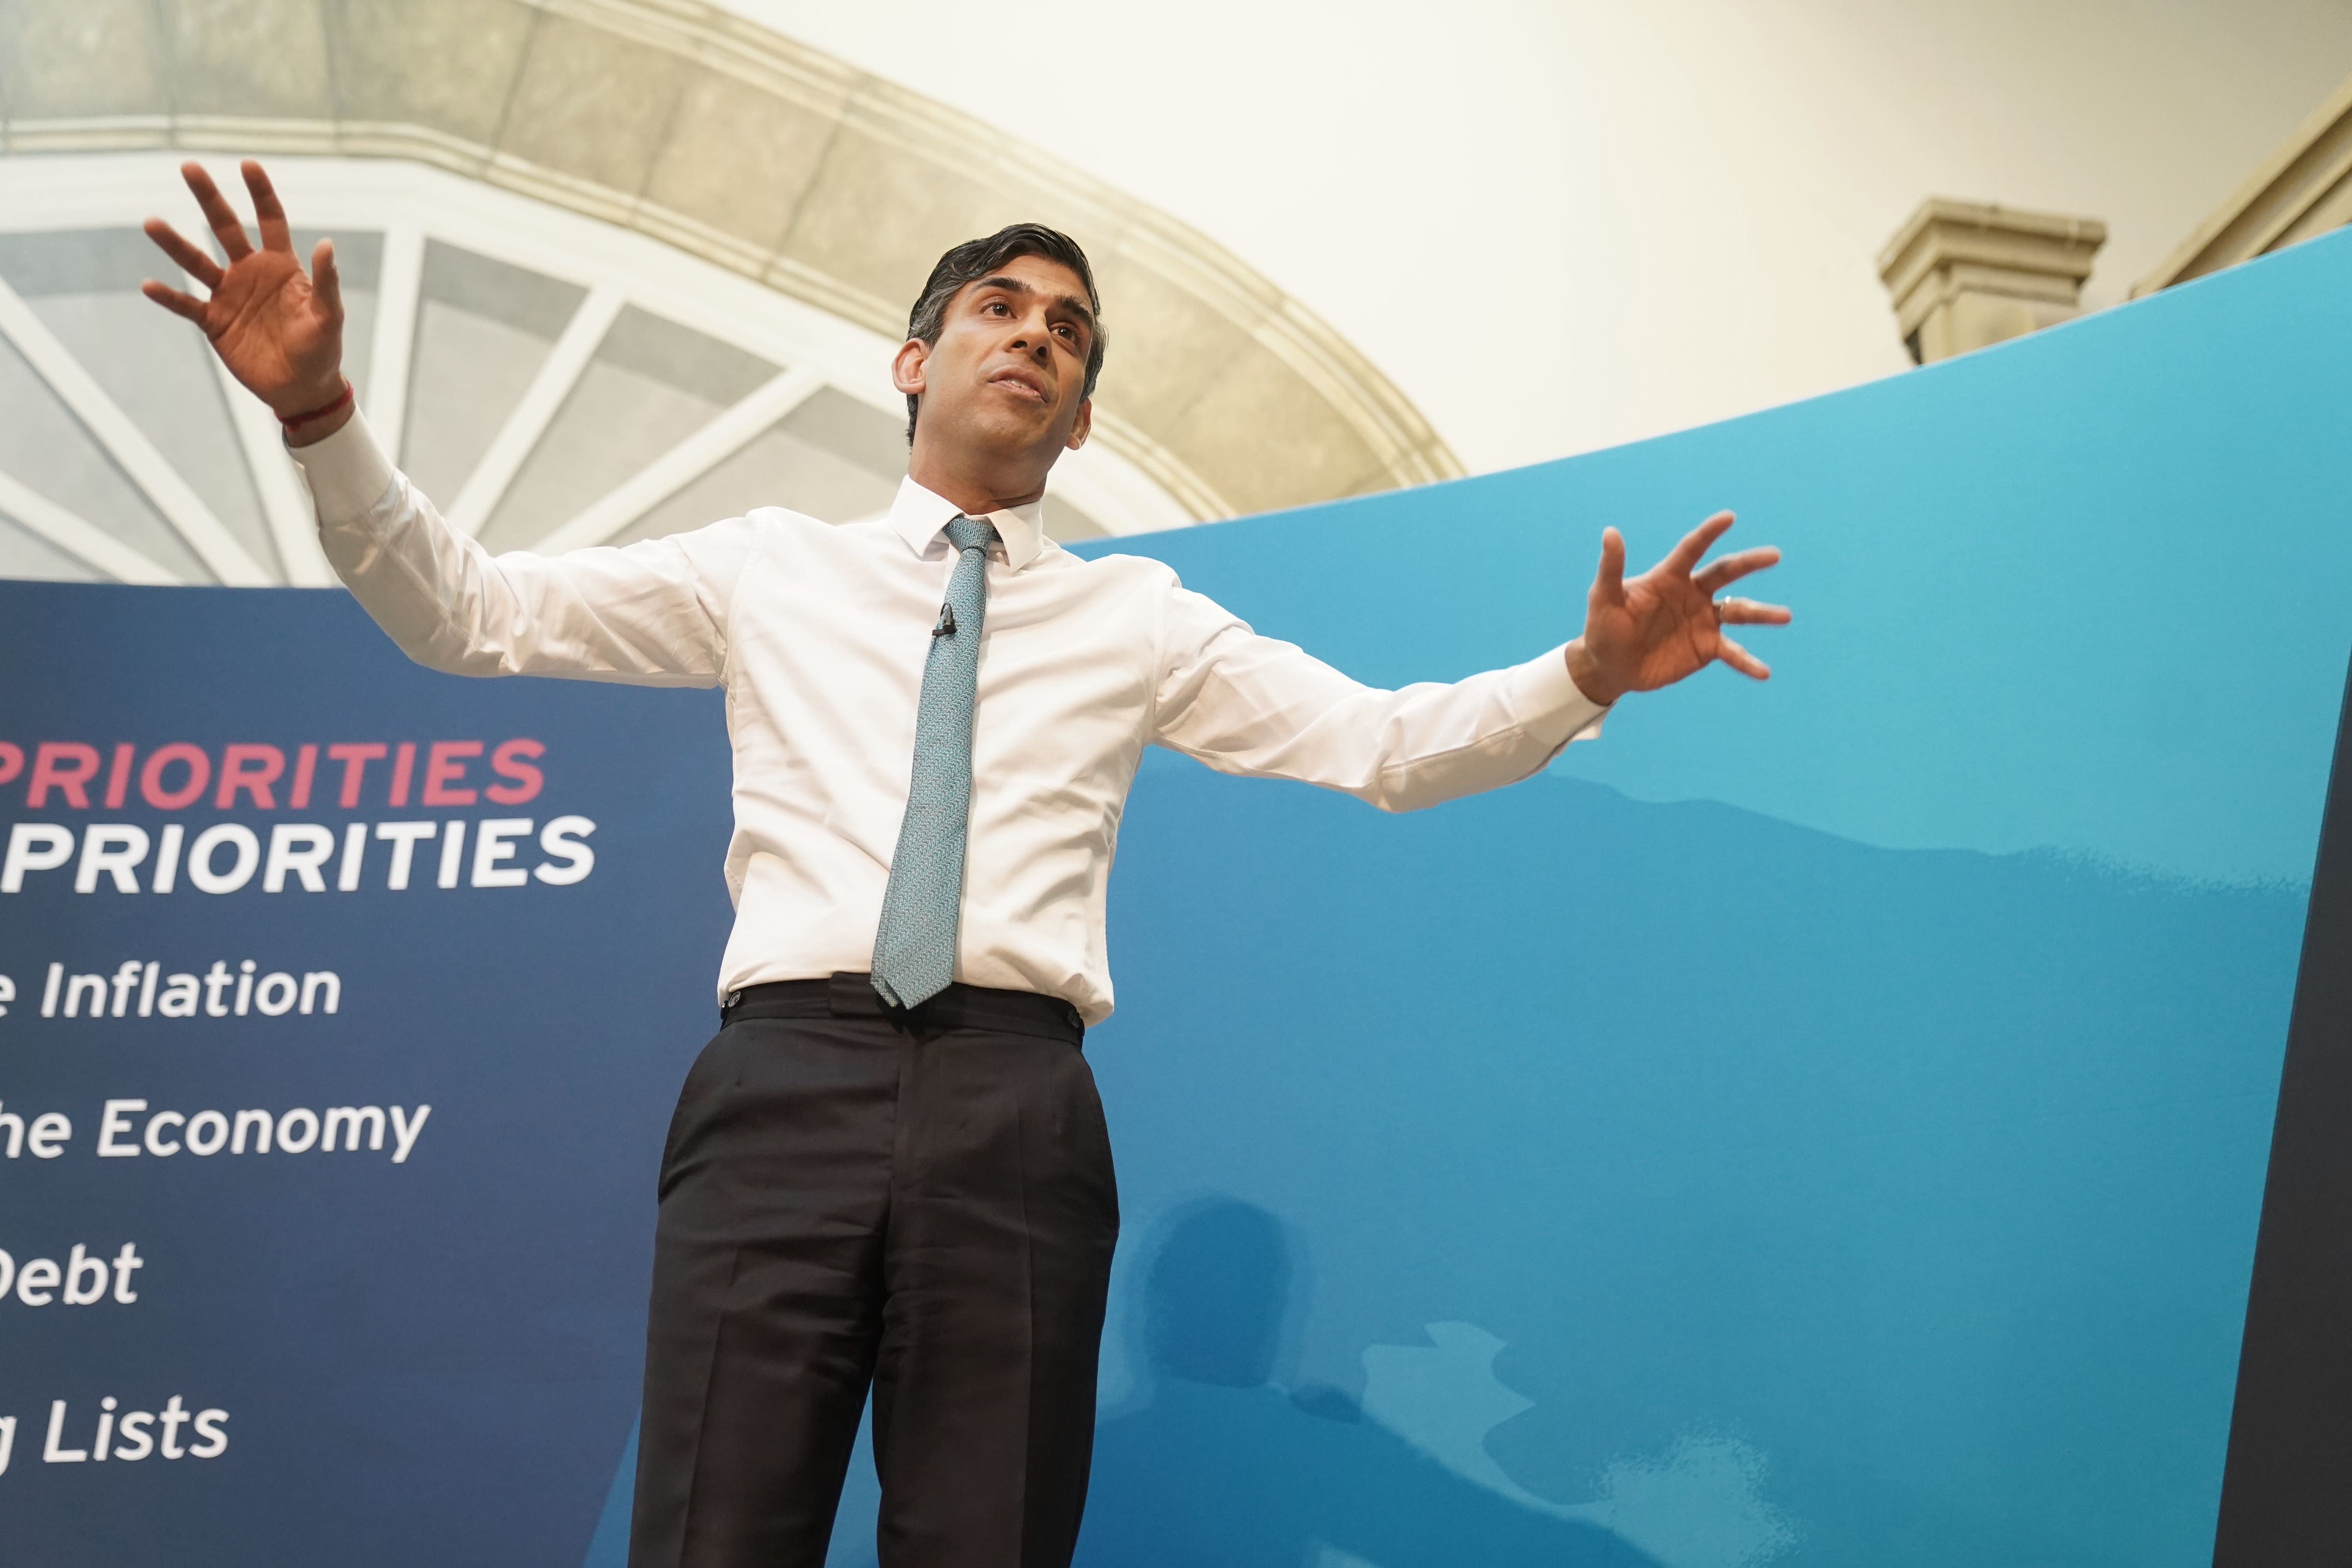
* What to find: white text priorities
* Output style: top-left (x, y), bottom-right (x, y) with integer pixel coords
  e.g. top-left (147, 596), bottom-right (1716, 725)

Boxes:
top-left (3, 816), bottom-right (595, 894)
top-left (0, 736), bottom-right (598, 894)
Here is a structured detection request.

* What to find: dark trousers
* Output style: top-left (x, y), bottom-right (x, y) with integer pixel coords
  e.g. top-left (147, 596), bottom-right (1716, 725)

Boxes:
top-left (627, 974), bottom-right (1120, 1568)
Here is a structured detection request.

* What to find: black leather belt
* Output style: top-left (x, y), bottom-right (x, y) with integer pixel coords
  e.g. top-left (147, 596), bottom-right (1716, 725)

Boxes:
top-left (722, 972), bottom-right (1085, 1044)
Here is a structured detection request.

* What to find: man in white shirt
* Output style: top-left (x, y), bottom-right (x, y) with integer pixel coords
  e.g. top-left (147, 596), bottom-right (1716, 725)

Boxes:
top-left (144, 160), bottom-right (1786, 1568)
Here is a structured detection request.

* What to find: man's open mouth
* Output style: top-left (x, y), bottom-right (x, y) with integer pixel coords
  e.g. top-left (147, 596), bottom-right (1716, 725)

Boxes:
top-left (988, 368), bottom-right (1048, 402)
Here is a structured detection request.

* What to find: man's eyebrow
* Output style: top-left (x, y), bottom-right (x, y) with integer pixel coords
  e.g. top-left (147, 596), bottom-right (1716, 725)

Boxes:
top-left (970, 274), bottom-right (1096, 333)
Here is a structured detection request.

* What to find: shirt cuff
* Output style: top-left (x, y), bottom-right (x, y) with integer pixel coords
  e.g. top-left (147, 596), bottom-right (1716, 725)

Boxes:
top-left (1503, 642), bottom-right (1611, 747)
top-left (287, 409), bottom-right (400, 526)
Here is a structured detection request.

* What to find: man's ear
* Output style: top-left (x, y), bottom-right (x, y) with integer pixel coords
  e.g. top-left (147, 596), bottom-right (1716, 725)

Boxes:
top-left (891, 337), bottom-right (929, 398)
top-left (1065, 398), bottom-right (1092, 452)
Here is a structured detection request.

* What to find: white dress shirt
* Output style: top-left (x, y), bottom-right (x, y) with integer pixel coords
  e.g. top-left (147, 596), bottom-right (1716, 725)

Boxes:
top-left (294, 413), bottom-right (1608, 1022)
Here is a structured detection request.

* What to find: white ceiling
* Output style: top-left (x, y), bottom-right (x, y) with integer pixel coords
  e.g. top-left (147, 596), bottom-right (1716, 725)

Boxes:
top-left (718, 0), bottom-right (2352, 477)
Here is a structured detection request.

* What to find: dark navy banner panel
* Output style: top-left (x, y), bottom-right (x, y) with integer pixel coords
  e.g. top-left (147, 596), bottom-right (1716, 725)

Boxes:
top-left (0, 585), bottom-right (735, 1566)
top-left (2, 226), bottom-right (2347, 1567)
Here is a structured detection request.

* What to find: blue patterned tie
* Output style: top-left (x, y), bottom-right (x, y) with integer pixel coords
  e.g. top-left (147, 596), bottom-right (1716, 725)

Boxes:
top-left (871, 514), bottom-right (1001, 1009)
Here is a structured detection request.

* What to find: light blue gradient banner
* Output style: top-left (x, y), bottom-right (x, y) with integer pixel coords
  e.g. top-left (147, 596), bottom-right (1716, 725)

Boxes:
top-left (1054, 226), bottom-right (2347, 1566)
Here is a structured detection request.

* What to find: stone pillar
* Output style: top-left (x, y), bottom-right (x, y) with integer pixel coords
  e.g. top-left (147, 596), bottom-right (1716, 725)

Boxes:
top-left (1876, 199), bottom-right (2107, 364)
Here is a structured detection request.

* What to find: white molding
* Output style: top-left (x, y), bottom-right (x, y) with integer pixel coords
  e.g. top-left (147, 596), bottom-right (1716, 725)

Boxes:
top-left (0, 153), bottom-right (1206, 544)
top-left (0, 466), bottom-right (181, 583)
top-left (0, 0), bottom-right (1461, 501)
top-left (2138, 70), bottom-right (2352, 294)
top-left (364, 222), bottom-right (424, 460)
top-left (447, 282), bottom-right (625, 535)
top-left (0, 271), bottom-right (269, 584)
top-left (257, 161), bottom-right (895, 419)
top-left (532, 365), bottom-right (828, 554)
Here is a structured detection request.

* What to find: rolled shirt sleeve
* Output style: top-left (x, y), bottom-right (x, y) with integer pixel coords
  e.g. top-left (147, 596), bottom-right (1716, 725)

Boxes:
top-left (1146, 581), bottom-right (1609, 812)
top-left (290, 411), bottom-right (751, 687)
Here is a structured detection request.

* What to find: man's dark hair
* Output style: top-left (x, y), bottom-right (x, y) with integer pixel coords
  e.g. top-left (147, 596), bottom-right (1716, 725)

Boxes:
top-left (904, 223), bottom-right (1106, 443)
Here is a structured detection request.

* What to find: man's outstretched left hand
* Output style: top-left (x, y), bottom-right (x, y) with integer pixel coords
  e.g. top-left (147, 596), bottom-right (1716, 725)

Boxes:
top-left (1563, 512), bottom-right (1790, 706)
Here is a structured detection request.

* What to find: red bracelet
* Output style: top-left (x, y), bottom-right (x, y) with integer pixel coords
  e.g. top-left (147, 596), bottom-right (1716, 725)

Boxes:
top-left (278, 380), bottom-right (354, 431)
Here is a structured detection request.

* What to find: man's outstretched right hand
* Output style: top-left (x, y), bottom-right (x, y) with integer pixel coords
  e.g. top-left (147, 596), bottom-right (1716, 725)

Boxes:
top-left (142, 159), bottom-right (352, 445)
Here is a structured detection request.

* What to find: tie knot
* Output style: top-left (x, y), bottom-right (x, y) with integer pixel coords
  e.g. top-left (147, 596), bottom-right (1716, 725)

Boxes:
top-left (944, 515), bottom-right (1000, 555)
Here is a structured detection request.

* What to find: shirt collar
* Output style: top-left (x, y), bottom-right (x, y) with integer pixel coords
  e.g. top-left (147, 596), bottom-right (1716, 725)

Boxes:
top-left (884, 477), bottom-right (1049, 571)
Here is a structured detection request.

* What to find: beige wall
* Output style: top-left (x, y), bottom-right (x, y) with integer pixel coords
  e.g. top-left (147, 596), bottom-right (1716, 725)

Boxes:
top-left (726, 0), bottom-right (2352, 471)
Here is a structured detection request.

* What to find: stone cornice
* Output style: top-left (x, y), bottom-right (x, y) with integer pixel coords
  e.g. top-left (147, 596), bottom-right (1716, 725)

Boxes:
top-left (1875, 198), bottom-right (2107, 360)
top-left (2137, 69), bottom-right (2352, 296)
